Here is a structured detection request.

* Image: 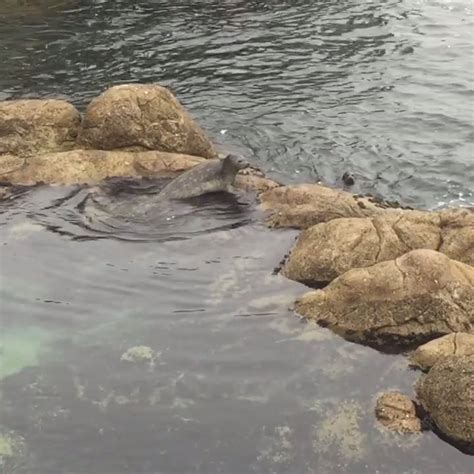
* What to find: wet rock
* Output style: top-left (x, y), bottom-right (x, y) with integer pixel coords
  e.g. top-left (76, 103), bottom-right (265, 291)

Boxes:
top-left (77, 84), bottom-right (217, 158)
top-left (295, 249), bottom-right (474, 350)
top-left (0, 99), bottom-right (81, 156)
top-left (120, 346), bottom-right (156, 363)
top-left (416, 355), bottom-right (474, 452)
top-left (410, 333), bottom-right (474, 371)
top-left (283, 209), bottom-right (473, 285)
top-left (0, 149), bottom-right (204, 185)
top-left (260, 184), bottom-right (393, 229)
top-left (375, 392), bottom-right (422, 433)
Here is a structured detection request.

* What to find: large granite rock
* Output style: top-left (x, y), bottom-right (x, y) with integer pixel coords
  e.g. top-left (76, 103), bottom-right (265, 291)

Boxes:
top-left (259, 184), bottom-right (403, 229)
top-left (0, 99), bottom-right (81, 156)
top-left (416, 355), bottom-right (474, 453)
top-left (283, 209), bottom-right (473, 285)
top-left (295, 249), bottom-right (474, 349)
top-left (77, 84), bottom-right (217, 158)
top-left (410, 333), bottom-right (474, 371)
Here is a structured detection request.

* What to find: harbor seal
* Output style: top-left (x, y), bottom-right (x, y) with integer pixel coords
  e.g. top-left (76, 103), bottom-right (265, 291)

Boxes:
top-left (155, 154), bottom-right (249, 201)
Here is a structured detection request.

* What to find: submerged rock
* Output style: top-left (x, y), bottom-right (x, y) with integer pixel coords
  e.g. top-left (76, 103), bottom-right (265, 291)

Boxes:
top-left (283, 209), bottom-right (473, 285)
top-left (77, 84), bottom-right (217, 158)
top-left (0, 431), bottom-right (26, 472)
top-left (295, 249), bottom-right (474, 350)
top-left (416, 355), bottom-right (474, 452)
top-left (260, 184), bottom-right (394, 229)
top-left (0, 99), bottom-right (81, 157)
top-left (375, 392), bottom-right (422, 433)
top-left (120, 346), bottom-right (156, 364)
top-left (410, 333), bottom-right (474, 371)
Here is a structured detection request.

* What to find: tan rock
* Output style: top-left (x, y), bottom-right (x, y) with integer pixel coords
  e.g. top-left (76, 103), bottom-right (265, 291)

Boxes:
top-left (234, 171), bottom-right (281, 194)
top-left (437, 208), bottom-right (474, 266)
top-left (416, 355), bottom-right (474, 452)
top-left (295, 249), bottom-right (474, 349)
top-left (0, 99), bottom-right (81, 156)
top-left (0, 149), bottom-right (204, 185)
top-left (77, 84), bottom-right (217, 158)
top-left (283, 209), bottom-right (473, 285)
top-left (410, 333), bottom-right (474, 371)
top-left (375, 392), bottom-right (422, 433)
top-left (259, 184), bottom-right (401, 229)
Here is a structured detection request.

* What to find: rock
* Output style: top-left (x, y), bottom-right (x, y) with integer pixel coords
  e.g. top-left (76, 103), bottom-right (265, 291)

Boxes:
top-left (0, 149), bottom-right (205, 185)
top-left (283, 209), bottom-right (473, 285)
top-left (260, 184), bottom-right (396, 229)
top-left (120, 346), bottom-right (156, 363)
top-left (410, 333), bottom-right (474, 371)
top-left (234, 172), bottom-right (281, 194)
top-left (77, 84), bottom-right (217, 158)
top-left (0, 99), bottom-right (81, 156)
top-left (295, 249), bottom-right (474, 350)
top-left (375, 392), bottom-right (422, 433)
top-left (416, 355), bottom-right (474, 452)
top-left (437, 207), bottom-right (474, 266)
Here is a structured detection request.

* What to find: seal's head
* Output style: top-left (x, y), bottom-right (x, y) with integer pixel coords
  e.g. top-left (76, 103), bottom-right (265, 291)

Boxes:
top-left (223, 154), bottom-right (249, 172)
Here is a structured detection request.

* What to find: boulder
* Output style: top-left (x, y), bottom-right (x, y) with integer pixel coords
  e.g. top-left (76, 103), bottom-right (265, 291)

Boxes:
top-left (283, 209), bottom-right (473, 285)
top-left (0, 99), bottom-right (81, 156)
top-left (416, 355), bottom-right (474, 452)
top-left (0, 149), bottom-right (204, 185)
top-left (295, 249), bottom-right (474, 350)
top-left (410, 333), bottom-right (474, 371)
top-left (375, 392), bottom-right (422, 433)
top-left (259, 184), bottom-right (402, 229)
top-left (77, 84), bottom-right (217, 158)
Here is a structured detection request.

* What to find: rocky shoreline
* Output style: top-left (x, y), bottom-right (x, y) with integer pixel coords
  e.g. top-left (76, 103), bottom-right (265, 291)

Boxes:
top-left (1, 83), bottom-right (473, 454)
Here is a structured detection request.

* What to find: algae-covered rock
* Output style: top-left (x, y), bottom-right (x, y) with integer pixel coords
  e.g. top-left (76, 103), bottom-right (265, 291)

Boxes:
top-left (77, 84), bottom-right (217, 158)
top-left (295, 249), bottom-right (474, 350)
top-left (0, 99), bottom-right (81, 157)
top-left (0, 431), bottom-right (26, 472)
top-left (260, 184), bottom-right (396, 229)
top-left (416, 355), bottom-right (474, 452)
top-left (410, 333), bottom-right (474, 371)
top-left (375, 392), bottom-right (422, 433)
top-left (313, 401), bottom-right (368, 462)
top-left (120, 345), bottom-right (156, 364)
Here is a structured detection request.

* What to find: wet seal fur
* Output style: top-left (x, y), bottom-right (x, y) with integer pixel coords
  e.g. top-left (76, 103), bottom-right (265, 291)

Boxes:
top-left (156, 154), bottom-right (249, 201)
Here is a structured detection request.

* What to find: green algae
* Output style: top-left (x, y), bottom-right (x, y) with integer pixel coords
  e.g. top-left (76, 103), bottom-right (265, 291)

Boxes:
top-left (0, 326), bottom-right (52, 380)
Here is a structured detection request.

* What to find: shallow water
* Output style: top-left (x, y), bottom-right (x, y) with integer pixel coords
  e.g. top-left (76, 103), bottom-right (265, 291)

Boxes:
top-left (1, 184), bottom-right (473, 473)
top-left (0, 1), bottom-right (473, 473)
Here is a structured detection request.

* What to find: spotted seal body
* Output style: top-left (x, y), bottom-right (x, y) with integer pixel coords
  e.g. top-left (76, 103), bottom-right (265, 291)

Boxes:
top-left (156, 154), bottom-right (249, 201)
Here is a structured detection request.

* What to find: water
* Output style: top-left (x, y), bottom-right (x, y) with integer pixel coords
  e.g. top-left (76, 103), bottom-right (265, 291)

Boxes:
top-left (0, 1), bottom-right (473, 473)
